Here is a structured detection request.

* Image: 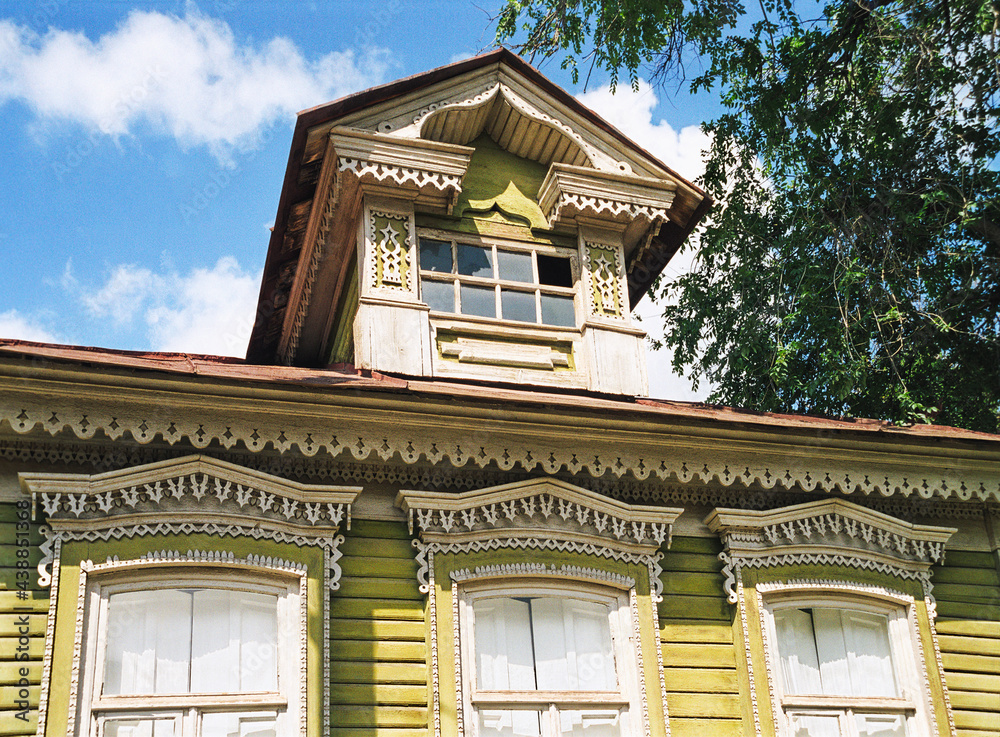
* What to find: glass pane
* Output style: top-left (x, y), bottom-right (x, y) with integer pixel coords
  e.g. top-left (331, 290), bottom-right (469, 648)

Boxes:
top-left (190, 589), bottom-right (277, 693)
top-left (201, 712), bottom-right (277, 737)
top-left (104, 717), bottom-right (176, 737)
top-left (559, 710), bottom-right (623, 737)
top-left (540, 294), bottom-right (575, 327)
top-left (855, 713), bottom-right (906, 737)
top-left (538, 255), bottom-right (573, 287)
top-left (811, 609), bottom-right (896, 697)
top-left (788, 713), bottom-right (842, 737)
top-left (500, 289), bottom-right (536, 323)
top-left (421, 279), bottom-right (455, 313)
top-left (474, 599), bottom-right (536, 690)
top-left (775, 608), bottom-right (823, 696)
top-left (104, 590), bottom-right (192, 695)
top-left (497, 250), bottom-right (533, 283)
top-left (530, 598), bottom-right (616, 691)
top-left (478, 709), bottom-right (542, 737)
top-left (457, 244), bottom-right (493, 277)
top-left (460, 284), bottom-right (496, 318)
top-left (419, 239), bottom-right (452, 273)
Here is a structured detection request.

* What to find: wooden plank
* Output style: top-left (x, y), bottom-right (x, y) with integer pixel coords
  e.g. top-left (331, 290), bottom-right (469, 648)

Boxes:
top-left (660, 572), bottom-right (727, 597)
top-left (0, 616), bottom-right (44, 637)
top-left (329, 661), bottom-right (427, 685)
top-left (329, 729), bottom-right (427, 737)
top-left (953, 708), bottom-right (1000, 731)
top-left (329, 639), bottom-right (427, 663)
top-left (657, 595), bottom-right (731, 622)
top-left (948, 689), bottom-right (1000, 713)
top-left (0, 595), bottom-right (47, 613)
top-left (347, 520), bottom-right (413, 541)
top-left (341, 556), bottom-right (419, 579)
top-left (0, 687), bottom-right (37, 704)
top-left (666, 692), bottom-right (741, 718)
top-left (939, 551), bottom-right (997, 569)
top-left (328, 618), bottom-right (426, 642)
top-left (662, 643), bottom-right (738, 669)
top-left (939, 634), bottom-right (1000, 657)
top-left (933, 567), bottom-right (1000, 587)
top-left (328, 599), bottom-right (424, 622)
top-left (934, 583), bottom-right (1000, 605)
top-left (329, 683), bottom-right (427, 706)
top-left (941, 652), bottom-right (1000, 675)
top-left (662, 668), bottom-right (739, 694)
top-left (658, 552), bottom-right (723, 574)
top-left (0, 664), bottom-right (40, 685)
top-left (945, 672), bottom-right (1000, 694)
top-left (666, 537), bottom-right (723, 556)
top-left (0, 638), bottom-right (42, 660)
top-left (661, 622), bottom-right (734, 644)
top-left (936, 620), bottom-right (1000, 638)
top-left (336, 578), bottom-right (423, 602)
top-left (0, 711), bottom-right (35, 737)
top-left (668, 717), bottom-right (742, 737)
top-left (936, 601), bottom-right (1000, 622)
top-left (330, 705), bottom-right (427, 729)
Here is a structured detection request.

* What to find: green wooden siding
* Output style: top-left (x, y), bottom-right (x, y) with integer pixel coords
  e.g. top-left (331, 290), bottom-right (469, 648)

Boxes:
top-left (933, 549), bottom-right (1000, 737)
top-left (329, 519), bottom-right (428, 737)
top-left (659, 535), bottom-right (743, 737)
top-left (0, 502), bottom-right (45, 737)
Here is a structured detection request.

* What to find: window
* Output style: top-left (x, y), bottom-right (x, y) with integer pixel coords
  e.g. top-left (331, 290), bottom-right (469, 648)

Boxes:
top-left (459, 584), bottom-right (639, 737)
top-left (765, 599), bottom-right (924, 737)
top-left (81, 574), bottom-right (301, 737)
top-left (418, 235), bottom-right (576, 327)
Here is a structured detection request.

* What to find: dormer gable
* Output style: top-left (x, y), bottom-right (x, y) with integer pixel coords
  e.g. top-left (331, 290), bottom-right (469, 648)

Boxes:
top-left (247, 50), bottom-right (709, 396)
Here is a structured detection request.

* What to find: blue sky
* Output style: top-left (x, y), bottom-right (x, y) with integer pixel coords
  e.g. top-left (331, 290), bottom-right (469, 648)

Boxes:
top-left (0, 1), bottom-right (719, 400)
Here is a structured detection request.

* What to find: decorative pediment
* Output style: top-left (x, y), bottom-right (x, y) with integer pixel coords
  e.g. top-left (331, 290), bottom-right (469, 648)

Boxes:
top-left (20, 454), bottom-right (361, 535)
top-left (705, 498), bottom-right (956, 604)
top-left (538, 163), bottom-right (677, 228)
top-left (397, 476), bottom-right (682, 552)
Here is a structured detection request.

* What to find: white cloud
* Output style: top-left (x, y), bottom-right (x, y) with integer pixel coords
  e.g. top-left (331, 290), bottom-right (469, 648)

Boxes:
top-left (81, 257), bottom-right (260, 356)
top-left (0, 309), bottom-right (61, 343)
top-left (577, 79), bottom-right (709, 182)
top-left (0, 10), bottom-right (389, 159)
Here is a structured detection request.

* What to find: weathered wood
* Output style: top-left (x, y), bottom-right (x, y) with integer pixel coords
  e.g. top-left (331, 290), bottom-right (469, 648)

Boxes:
top-left (941, 652), bottom-right (1000, 675)
top-left (0, 663), bottom-right (39, 685)
top-left (666, 692), bottom-right (741, 718)
top-left (660, 622), bottom-right (734, 644)
top-left (939, 634), bottom-right (1000, 657)
top-left (329, 661), bottom-right (427, 685)
top-left (328, 683), bottom-right (427, 706)
top-left (659, 571), bottom-right (727, 597)
top-left (328, 618), bottom-right (426, 642)
top-left (662, 668), bottom-right (739, 693)
top-left (952, 707), bottom-right (1000, 731)
top-left (658, 552), bottom-right (724, 574)
top-left (936, 620), bottom-right (1000, 638)
top-left (329, 639), bottom-right (427, 663)
top-left (936, 600), bottom-right (1000, 622)
top-left (0, 616), bottom-right (44, 637)
top-left (336, 577), bottom-right (424, 601)
top-left (341, 556), bottom-right (419, 579)
top-left (933, 567), bottom-right (1000, 587)
top-left (0, 711), bottom-right (35, 737)
top-left (0, 594), bottom-right (47, 613)
top-left (0, 637), bottom-right (42, 660)
top-left (661, 643), bottom-right (738, 669)
top-left (939, 551), bottom-right (998, 569)
top-left (945, 672), bottom-right (1000, 694)
top-left (330, 705), bottom-right (427, 728)
top-left (345, 519), bottom-right (413, 541)
top-left (329, 728), bottom-right (427, 737)
top-left (328, 599), bottom-right (424, 622)
top-left (0, 687), bottom-right (37, 704)
top-left (947, 689), bottom-right (1000, 712)
top-left (665, 537), bottom-right (723, 556)
top-left (934, 583), bottom-right (1000, 605)
top-left (668, 717), bottom-right (743, 737)
top-left (657, 594), bottom-right (731, 621)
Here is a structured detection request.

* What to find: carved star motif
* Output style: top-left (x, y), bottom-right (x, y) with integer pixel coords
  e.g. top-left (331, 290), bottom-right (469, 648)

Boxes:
top-left (379, 224), bottom-right (400, 247)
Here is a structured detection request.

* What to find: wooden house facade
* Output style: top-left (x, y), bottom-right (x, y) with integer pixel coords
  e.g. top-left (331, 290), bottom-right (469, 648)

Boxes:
top-left (0, 51), bottom-right (997, 737)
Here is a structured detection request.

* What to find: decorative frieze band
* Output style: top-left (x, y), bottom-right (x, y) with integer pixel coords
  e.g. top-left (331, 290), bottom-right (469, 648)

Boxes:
top-left (449, 562), bottom-right (635, 589)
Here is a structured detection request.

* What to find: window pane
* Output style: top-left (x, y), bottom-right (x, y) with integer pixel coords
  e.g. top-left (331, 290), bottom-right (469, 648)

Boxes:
top-left (775, 608), bottom-right (822, 696)
top-left (201, 712), bottom-right (277, 737)
top-left (500, 289), bottom-right (536, 323)
top-left (538, 255), bottom-right (573, 287)
top-left (460, 284), bottom-right (496, 318)
top-left (531, 598), bottom-right (616, 691)
top-left (104, 717), bottom-right (176, 737)
top-left (788, 713), bottom-right (842, 737)
top-left (540, 294), bottom-right (575, 327)
top-left (855, 713), bottom-right (906, 737)
top-left (419, 239), bottom-right (452, 273)
top-left (422, 279), bottom-right (455, 313)
top-left (190, 590), bottom-right (278, 693)
top-left (497, 250), bottom-right (533, 283)
top-left (559, 710), bottom-right (623, 737)
top-left (478, 709), bottom-right (542, 737)
top-left (457, 244), bottom-right (493, 277)
top-left (104, 590), bottom-right (192, 695)
top-left (474, 599), bottom-right (536, 690)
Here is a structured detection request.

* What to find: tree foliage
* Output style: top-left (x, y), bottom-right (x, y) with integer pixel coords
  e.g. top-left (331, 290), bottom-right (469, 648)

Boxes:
top-left (497, 0), bottom-right (1000, 431)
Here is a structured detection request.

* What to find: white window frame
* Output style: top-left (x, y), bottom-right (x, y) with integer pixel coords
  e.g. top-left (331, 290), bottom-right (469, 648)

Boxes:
top-left (761, 590), bottom-right (933, 737)
top-left (417, 230), bottom-right (579, 327)
top-left (457, 579), bottom-right (643, 737)
top-left (77, 568), bottom-right (304, 737)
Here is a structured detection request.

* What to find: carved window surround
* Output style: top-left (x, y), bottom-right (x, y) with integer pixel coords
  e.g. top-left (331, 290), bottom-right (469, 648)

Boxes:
top-left (396, 477), bottom-right (681, 737)
top-left (538, 164), bottom-right (676, 230)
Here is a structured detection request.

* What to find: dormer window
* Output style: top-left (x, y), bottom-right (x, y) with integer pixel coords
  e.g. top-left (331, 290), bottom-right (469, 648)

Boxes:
top-left (418, 233), bottom-right (577, 327)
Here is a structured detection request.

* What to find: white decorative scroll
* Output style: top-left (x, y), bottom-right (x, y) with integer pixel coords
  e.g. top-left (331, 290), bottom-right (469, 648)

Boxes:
top-left (340, 158), bottom-right (462, 193)
top-left (450, 562), bottom-right (635, 589)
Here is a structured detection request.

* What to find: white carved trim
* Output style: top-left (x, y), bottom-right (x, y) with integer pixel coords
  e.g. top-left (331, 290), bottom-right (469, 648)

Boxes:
top-left (927, 604), bottom-right (958, 737)
top-left (736, 564), bottom-right (763, 737)
top-left (756, 578), bottom-right (915, 603)
top-left (66, 560), bottom-right (89, 737)
top-left (584, 241), bottom-right (627, 320)
top-left (6, 401), bottom-right (998, 503)
top-left (424, 544), bottom-right (441, 737)
top-left (36, 524), bottom-right (53, 588)
top-left (323, 545), bottom-right (331, 737)
top-left (452, 576), bottom-right (464, 737)
top-left (630, 586), bottom-right (652, 737)
top-left (450, 562), bottom-right (635, 589)
top-left (35, 536), bottom-right (60, 737)
top-left (647, 564), bottom-right (671, 737)
top-left (341, 158), bottom-right (462, 194)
